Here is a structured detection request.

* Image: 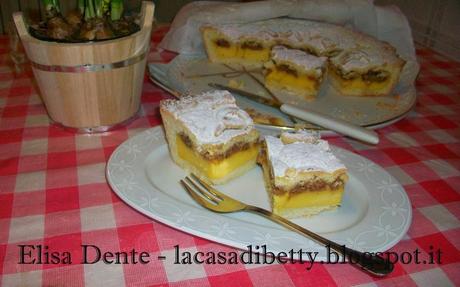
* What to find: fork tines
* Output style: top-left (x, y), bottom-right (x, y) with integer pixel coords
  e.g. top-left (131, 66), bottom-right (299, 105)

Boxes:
top-left (182, 175), bottom-right (218, 204)
top-left (180, 173), bottom-right (224, 205)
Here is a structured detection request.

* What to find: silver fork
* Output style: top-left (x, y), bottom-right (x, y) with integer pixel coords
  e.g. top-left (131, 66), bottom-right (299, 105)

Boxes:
top-left (180, 173), bottom-right (394, 276)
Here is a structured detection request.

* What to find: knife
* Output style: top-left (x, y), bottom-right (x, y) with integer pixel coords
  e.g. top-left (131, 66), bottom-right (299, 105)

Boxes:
top-left (209, 83), bottom-right (379, 145)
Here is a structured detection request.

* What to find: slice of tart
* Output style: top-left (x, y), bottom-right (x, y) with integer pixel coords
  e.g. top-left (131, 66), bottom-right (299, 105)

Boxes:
top-left (160, 90), bottom-right (260, 184)
top-left (201, 24), bottom-right (273, 66)
top-left (258, 130), bottom-right (348, 218)
top-left (328, 43), bottom-right (405, 97)
top-left (264, 46), bottom-right (327, 99)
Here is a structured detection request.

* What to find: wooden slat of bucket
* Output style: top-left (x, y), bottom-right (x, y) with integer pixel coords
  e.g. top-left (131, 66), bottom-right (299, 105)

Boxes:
top-left (32, 59), bottom-right (146, 127)
top-left (13, 2), bottom-right (155, 128)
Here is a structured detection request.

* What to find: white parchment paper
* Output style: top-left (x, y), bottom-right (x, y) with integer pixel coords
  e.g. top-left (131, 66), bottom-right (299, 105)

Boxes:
top-left (158, 0), bottom-right (419, 88)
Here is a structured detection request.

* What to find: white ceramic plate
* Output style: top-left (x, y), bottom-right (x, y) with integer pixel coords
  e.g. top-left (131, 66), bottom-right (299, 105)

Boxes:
top-left (148, 55), bottom-right (416, 129)
top-left (107, 127), bottom-right (412, 260)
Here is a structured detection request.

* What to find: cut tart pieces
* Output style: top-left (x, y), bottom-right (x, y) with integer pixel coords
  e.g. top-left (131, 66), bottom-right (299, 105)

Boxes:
top-left (200, 18), bottom-right (406, 97)
top-left (160, 90), bottom-right (260, 184)
top-left (328, 44), bottom-right (406, 97)
top-left (258, 130), bottom-right (348, 218)
top-left (264, 46), bottom-right (327, 99)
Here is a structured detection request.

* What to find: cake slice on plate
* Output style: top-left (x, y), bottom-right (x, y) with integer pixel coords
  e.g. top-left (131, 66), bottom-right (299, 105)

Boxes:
top-left (160, 90), bottom-right (260, 184)
top-left (264, 46), bottom-right (327, 99)
top-left (258, 130), bottom-right (348, 218)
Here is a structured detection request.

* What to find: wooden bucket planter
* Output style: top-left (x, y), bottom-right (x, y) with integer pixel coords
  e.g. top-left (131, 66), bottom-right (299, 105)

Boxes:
top-left (13, 2), bottom-right (155, 132)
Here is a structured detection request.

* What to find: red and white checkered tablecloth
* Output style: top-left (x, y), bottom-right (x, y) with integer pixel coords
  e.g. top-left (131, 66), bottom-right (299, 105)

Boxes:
top-left (0, 26), bottom-right (459, 287)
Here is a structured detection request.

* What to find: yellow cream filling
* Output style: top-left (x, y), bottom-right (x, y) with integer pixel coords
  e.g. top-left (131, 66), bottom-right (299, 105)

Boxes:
top-left (212, 44), bottom-right (270, 62)
top-left (265, 69), bottom-right (317, 92)
top-left (176, 135), bottom-right (259, 180)
top-left (273, 188), bottom-right (344, 214)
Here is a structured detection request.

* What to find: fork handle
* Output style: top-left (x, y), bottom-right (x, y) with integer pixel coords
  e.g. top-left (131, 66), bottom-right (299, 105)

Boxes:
top-left (245, 205), bottom-right (394, 276)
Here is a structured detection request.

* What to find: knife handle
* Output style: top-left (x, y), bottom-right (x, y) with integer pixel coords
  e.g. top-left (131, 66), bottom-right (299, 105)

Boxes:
top-left (280, 104), bottom-right (379, 145)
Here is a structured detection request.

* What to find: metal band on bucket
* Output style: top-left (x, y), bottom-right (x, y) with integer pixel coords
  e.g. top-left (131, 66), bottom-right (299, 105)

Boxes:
top-left (31, 50), bottom-right (148, 73)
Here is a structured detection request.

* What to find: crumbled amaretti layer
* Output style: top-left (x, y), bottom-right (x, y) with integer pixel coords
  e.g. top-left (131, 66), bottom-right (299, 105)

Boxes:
top-left (178, 132), bottom-right (260, 161)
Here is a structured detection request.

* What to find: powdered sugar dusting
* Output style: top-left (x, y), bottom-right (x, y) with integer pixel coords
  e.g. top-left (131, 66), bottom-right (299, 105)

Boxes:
top-left (162, 90), bottom-right (254, 145)
top-left (280, 129), bottom-right (320, 143)
top-left (271, 46), bottom-right (326, 76)
top-left (265, 132), bottom-right (346, 177)
top-left (211, 18), bottom-right (402, 69)
top-left (330, 45), bottom-right (394, 72)
top-left (214, 19), bottom-right (356, 54)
